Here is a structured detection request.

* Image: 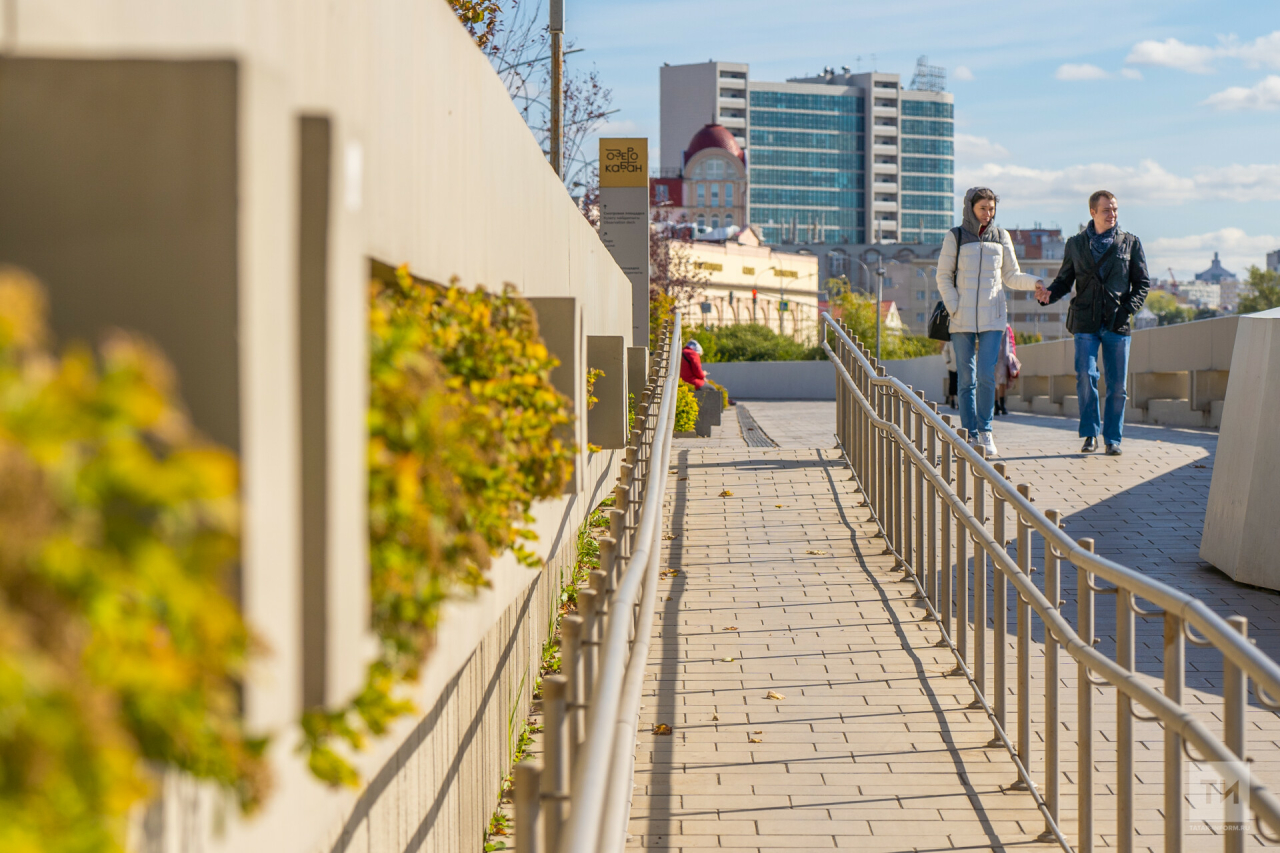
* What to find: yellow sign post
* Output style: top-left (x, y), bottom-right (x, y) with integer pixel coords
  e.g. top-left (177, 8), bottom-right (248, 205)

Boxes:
top-left (599, 138), bottom-right (648, 188)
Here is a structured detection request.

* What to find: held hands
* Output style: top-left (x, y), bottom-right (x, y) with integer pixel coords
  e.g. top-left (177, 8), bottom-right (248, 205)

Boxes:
top-left (1034, 281), bottom-right (1051, 305)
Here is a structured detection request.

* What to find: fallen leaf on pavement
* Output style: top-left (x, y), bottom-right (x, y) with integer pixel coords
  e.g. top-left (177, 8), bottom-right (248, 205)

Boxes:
top-left (652, 724), bottom-right (672, 735)
top-left (662, 534), bottom-right (678, 540)
top-left (766, 690), bottom-right (786, 700)
top-left (752, 730), bottom-right (763, 734)
top-left (722, 626), bottom-right (738, 631)
top-left (748, 738), bottom-right (762, 743)
top-left (775, 504), bottom-right (784, 508)
top-left (719, 489), bottom-right (734, 497)
top-left (805, 550), bottom-right (827, 555)
top-left (711, 713), bottom-right (719, 721)
top-left (720, 657), bottom-right (736, 662)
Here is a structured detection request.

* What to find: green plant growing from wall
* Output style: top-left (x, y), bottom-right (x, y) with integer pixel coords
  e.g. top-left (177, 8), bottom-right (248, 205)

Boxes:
top-left (302, 265), bottom-right (575, 786)
top-left (0, 271), bottom-right (267, 853)
top-left (674, 383), bottom-right (699, 433)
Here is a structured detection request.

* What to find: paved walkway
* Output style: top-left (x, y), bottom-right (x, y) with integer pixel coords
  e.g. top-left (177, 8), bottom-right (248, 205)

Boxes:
top-left (631, 405), bottom-right (1280, 852)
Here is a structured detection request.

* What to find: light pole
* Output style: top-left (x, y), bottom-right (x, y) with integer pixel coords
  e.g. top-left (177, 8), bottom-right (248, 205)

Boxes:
top-left (548, 0), bottom-right (565, 177)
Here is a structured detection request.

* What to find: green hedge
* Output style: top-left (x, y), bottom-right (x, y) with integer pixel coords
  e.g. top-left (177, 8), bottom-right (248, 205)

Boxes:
top-left (0, 270), bottom-right (265, 853)
top-left (302, 265), bottom-right (575, 786)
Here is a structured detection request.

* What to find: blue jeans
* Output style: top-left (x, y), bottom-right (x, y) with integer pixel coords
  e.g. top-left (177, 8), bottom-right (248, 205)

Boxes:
top-left (952, 330), bottom-right (1003, 437)
top-left (1074, 329), bottom-right (1131, 445)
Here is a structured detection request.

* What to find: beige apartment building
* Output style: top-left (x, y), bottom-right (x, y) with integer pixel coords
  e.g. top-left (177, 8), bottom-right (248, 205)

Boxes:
top-left (667, 227), bottom-right (822, 343)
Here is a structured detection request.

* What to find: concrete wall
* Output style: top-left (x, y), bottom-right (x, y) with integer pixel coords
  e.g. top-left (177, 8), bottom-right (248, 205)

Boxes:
top-left (1201, 308), bottom-right (1280, 588)
top-left (1006, 315), bottom-right (1239, 428)
top-left (882, 354), bottom-right (946, 405)
top-left (707, 360), bottom-right (836, 400)
top-left (0, 3), bottom-right (632, 852)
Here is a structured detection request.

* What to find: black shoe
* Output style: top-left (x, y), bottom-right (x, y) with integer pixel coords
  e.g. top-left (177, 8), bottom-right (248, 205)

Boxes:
top-left (1081, 437), bottom-right (1097, 453)
top-left (1106, 444), bottom-right (1122, 456)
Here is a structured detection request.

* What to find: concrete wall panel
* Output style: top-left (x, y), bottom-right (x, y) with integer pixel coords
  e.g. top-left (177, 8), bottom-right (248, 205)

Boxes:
top-left (1, 2), bottom-right (635, 851)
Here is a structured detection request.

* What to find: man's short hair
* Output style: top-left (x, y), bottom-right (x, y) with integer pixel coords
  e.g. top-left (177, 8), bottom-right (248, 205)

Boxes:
top-left (1089, 190), bottom-right (1117, 211)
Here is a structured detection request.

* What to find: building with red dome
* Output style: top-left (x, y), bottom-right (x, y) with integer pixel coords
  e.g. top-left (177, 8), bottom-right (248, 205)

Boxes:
top-left (650, 122), bottom-right (748, 234)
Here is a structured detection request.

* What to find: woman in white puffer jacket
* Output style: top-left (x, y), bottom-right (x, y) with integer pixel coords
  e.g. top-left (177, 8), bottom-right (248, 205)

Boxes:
top-left (936, 187), bottom-right (1042, 457)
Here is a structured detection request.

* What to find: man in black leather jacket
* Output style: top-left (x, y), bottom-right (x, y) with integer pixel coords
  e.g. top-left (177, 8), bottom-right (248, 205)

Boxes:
top-left (1035, 190), bottom-right (1150, 456)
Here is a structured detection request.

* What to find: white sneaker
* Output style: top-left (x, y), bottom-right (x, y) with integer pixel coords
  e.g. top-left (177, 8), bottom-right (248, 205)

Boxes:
top-left (981, 432), bottom-right (998, 457)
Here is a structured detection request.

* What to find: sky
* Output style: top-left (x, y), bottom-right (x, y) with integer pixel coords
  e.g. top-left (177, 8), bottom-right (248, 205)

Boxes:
top-left (555, 0), bottom-right (1279, 280)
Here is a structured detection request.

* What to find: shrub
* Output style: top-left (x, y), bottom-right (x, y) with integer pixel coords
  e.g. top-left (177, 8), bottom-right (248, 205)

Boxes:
top-left (0, 270), bottom-right (266, 853)
top-left (707, 378), bottom-right (730, 409)
top-left (687, 323), bottom-right (818, 362)
top-left (302, 265), bottom-right (575, 786)
top-left (674, 383), bottom-right (699, 433)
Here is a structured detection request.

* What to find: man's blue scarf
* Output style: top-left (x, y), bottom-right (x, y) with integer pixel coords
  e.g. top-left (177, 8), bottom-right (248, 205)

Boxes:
top-left (1086, 221), bottom-right (1117, 262)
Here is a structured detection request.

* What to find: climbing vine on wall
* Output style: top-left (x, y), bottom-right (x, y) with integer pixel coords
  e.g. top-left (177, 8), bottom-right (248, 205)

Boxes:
top-left (0, 270), bottom-right (267, 853)
top-left (302, 265), bottom-right (575, 785)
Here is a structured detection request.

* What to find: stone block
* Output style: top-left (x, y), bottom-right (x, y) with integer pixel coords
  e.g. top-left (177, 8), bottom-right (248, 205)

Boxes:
top-left (628, 345), bottom-right (650, 406)
top-left (1208, 399), bottom-right (1225, 429)
top-left (1146, 398), bottom-right (1207, 428)
top-left (1030, 396), bottom-right (1061, 416)
top-left (1062, 395), bottom-right (1079, 418)
top-left (528, 296), bottom-right (581, 493)
top-left (1202, 308), bottom-right (1280, 588)
top-left (587, 335), bottom-right (627, 449)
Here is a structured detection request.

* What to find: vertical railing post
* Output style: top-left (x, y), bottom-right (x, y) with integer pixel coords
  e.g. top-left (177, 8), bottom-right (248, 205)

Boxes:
top-left (1044, 509), bottom-right (1062, 836)
top-left (913, 401), bottom-right (925, 587)
top-left (561, 615), bottom-right (584, 768)
top-left (1224, 615), bottom-right (1248, 853)
top-left (1078, 538), bottom-right (1096, 853)
top-left (578, 589), bottom-right (598, 703)
top-left (992, 462), bottom-right (1008, 742)
top-left (1015, 484), bottom-right (1032, 784)
top-left (515, 760), bottom-right (543, 853)
top-left (542, 675), bottom-right (568, 853)
top-left (1117, 585), bottom-right (1134, 853)
top-left (892, 390), bottom-right (903, 563)
top-left (1163, 609), bottom-right (1185, 853)
top-left (927, 409), bottom-right (939, 613)
top-left (939, 424), bottom-right (953, 640)
top-left (955, 436), bottom-right (969, 665)
top-left (973, 448), bottom-right (987, 702)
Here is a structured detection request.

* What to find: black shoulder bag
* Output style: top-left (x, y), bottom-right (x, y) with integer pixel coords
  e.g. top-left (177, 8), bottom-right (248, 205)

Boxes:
top-left (928, 226), bottom-right (962, 341)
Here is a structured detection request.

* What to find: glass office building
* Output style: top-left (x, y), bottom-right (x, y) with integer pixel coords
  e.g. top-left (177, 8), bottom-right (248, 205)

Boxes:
top-left (660, 62), bottom-right (955, 246)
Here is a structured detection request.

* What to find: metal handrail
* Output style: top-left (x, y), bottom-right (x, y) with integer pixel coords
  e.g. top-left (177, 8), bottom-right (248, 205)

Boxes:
top-left (821, 311), bottom-right (1280, 852)
top-left (514, 315), bottom-right (682, 853)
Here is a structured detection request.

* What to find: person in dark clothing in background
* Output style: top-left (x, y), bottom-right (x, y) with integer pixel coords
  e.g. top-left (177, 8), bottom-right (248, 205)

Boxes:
top-left (1035, 190), bottom-right (1151, 456)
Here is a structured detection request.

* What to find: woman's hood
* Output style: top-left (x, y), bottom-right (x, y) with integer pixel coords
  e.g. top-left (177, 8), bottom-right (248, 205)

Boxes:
top-left (961, 187), bottom-right (996, 239)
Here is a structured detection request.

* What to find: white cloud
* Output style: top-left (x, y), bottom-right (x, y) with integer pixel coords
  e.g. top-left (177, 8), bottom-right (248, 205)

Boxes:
top-left (1126, 31), bottom-right (1280, 74)
top-left (1055, 63), bottom-right (1110, 81)
top-left (954, 133), bottom-right (1009, 161)
top-left (954, 159), bottom-right (1280, 208)
top-left (1120, 68), bottom-right (1143, 80)
top-left (1220, 31), bottom-right (1280, 70)
top-left (952, 65), bottom-right (975, 82)
top-left (1203, 75), bottom-right (1280, 110)
top-left (1125, 37), bottom-right (1217, 73)
top-left (1147, 228), bottom-right (1280, 280)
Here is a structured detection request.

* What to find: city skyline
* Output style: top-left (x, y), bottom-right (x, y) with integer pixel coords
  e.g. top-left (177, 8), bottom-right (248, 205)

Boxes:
top-left (566, 0), bottom-right (1278, 279)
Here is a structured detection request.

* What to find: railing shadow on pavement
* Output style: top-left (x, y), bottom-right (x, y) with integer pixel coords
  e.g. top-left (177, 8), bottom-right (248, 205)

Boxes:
top-left (821, 310), bottom-right (1280, 853)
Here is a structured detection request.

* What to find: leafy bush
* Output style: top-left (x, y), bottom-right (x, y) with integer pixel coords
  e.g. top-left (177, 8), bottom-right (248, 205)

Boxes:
top-left (302, 265), bottom-right (575, 786)
top-left (687, 323), bottom-right (819, 362)
top-left (1238, 266), bottom-right (1280, 314)
top-left (0, 270), bottom-right (266, 853)
top-left (707, 378), bottom-right (730, 409)
top-left (674, 383), bottom-right (699, 433)
top-left (1014, 331), bottom-right (1043, 346)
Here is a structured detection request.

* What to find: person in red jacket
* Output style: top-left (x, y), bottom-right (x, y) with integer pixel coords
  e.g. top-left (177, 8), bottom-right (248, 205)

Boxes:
top-left (680, 339), bottom-right (707, 389)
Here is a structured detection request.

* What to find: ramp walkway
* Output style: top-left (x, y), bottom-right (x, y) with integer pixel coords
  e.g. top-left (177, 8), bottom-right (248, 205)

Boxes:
top-left (632, 405), bottom-right (1280, 852)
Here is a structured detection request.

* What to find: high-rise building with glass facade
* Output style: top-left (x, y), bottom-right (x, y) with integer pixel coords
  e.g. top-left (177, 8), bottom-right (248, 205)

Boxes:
top-left (660, 61), bottom-right (955, 245)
